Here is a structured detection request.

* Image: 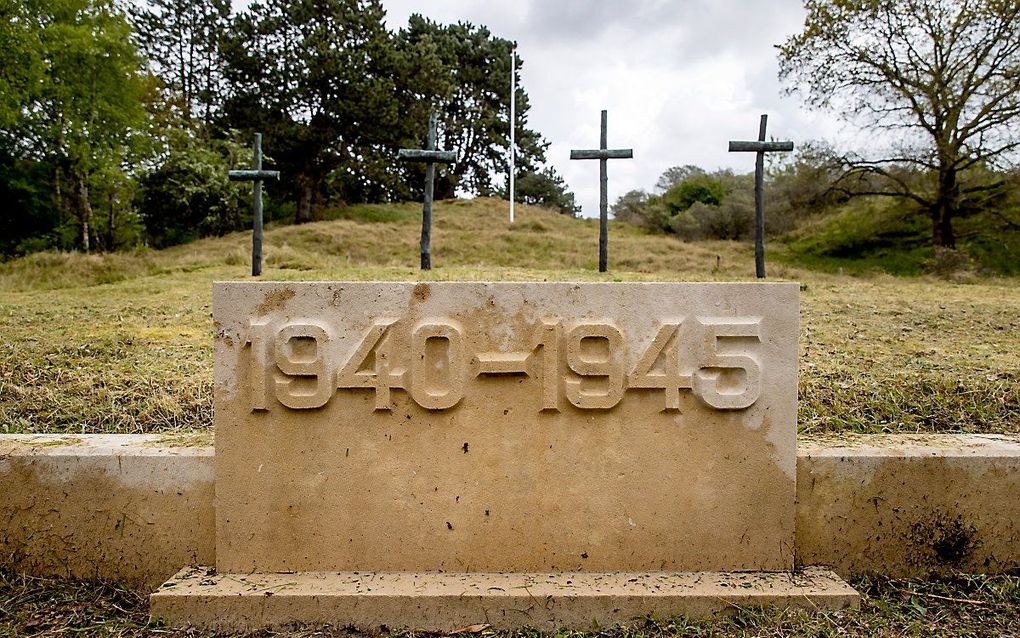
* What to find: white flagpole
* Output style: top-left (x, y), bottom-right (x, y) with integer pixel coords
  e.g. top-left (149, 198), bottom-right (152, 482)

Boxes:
top-left (509, 43), bottom-right (516, 224)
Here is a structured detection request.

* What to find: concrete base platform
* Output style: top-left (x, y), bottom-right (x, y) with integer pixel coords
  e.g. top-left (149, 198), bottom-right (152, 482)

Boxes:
top-left (150, 566), bottom-right (859, 632)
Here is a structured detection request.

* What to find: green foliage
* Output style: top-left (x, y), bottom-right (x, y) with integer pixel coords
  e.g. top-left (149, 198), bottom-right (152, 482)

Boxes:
top-left (131, 0), bottom-right (231, 125)
top-left (0, 0), bottom-right (45, 133)
top-left (0, 0), bottom-right (148, 252)
top-left (616, 168), bottom-right (756, 241)
top-left (221, 0), bottom-right (408, 221)
top-left (672, 196), bottom-right (754, 241)
top-left (136, 130), bottom-right (248, 248)
top-left (662, 174), bottom-right (725, 214)
top-left (611, 189), bottom-right (657, 226)
top-left (88, 161), bottom-right (145, 252)
top-left (508, 166), bottom-right (579, 216)
top-left (782, 199), bottom-right (947, 276)
top-left (654, 164), bottom-right (705, 194)
top-left (0, 153), bottom-right (62, 256)
top-left (396, 18), bottom-right (548, 200)
top-left (4, 0), bottom-right (563, 255)
top-left (775, 172), bottom-right (1019, 277)
top-left (778, 0), bottom-right (1020, 249)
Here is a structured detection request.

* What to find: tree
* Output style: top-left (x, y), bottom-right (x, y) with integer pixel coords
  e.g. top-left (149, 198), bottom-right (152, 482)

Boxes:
top-left (654, 165), bottom-right (705, 193)
top-left (509, 166), bottom-right (579, 216)
top-left (137, 129), bottom-right (248, 248)
top-left (778, 0), bottom-right (1020, 249)
top-left (221, 0), bottom-right (407, 221)
top-left (661, 173), bottom-right (725, 214)
top-left (396, 17), bottom-right (549, 199)
top-left (0, 0), bottom-right (148, 252)
top-left (611, 189), bottom-right (669, 230)
top-left (131, 0), bottom-right (232, 125)
top-left (612, 189), bottom-right (652, 224)
top-left (0, 151), bottom-right (63, 256)
top-left (0, 0), bottom-right (44, 133)
top-left (766, 141), bottom-right (846, 234)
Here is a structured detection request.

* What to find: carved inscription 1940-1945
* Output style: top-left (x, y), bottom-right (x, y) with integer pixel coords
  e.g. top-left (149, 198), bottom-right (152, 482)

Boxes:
top-left (213, 282), bottom-right (799, 575)
top-left (244, 317), bottom-right (763, 413)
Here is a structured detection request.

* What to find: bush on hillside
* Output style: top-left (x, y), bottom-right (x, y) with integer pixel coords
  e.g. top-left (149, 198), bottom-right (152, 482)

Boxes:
top-left (137, 134), bottom-right (249, 248)
top-left (506, 167), bottom-right (580, 217)
top-left (661, 174), bottom-right (725, 214)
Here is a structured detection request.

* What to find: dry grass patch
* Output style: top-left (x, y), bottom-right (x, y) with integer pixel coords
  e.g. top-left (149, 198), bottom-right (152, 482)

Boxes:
top-left (0, 198), bottom-right (1016, 435)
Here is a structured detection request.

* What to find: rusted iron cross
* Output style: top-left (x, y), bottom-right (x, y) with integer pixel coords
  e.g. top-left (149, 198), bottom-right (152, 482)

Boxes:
top-left (728, 114), bottom-right (794, 279)
top-left (398, 111), bottom-right (456, 271)
top-left (229, 133), bottom-right (280, 277)
top-left (570, 110), bottom-right (633, 273)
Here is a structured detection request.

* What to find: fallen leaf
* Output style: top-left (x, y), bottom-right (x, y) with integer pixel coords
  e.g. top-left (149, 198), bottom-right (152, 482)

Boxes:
top-left (448, 623), bottom-right (491, 634)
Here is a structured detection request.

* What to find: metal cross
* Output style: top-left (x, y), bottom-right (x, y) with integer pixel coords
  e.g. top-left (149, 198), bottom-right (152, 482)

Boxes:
top-left (728, 114), bottom-right (794, 279)
top-left (398, 111), bottom-right (456, 270)
top-left (570, 110), bottom-right (633, 273)
top-left (229, 133), bottom-right (280, 277)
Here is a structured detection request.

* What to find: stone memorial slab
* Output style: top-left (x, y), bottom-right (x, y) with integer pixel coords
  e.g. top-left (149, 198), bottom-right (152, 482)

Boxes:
top-left (212, 282), bottom-right (799, 574)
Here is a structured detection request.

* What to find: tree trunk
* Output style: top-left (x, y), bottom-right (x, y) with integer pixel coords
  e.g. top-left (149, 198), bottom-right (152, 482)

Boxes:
top-left (434, 174), bottom-right (457, 200)
top-left (107, 191), bottom-right (116, 251)
top-left (296, 175), bottom-right (314, 224)
top-left (932, 165), bottom-right (958, 249)
top-left (74, 170), bottom-right (93, 253)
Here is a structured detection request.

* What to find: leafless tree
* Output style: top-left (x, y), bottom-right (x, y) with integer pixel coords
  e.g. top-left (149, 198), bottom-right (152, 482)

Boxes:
top-left (778, 0), bottom-right (1020, 248)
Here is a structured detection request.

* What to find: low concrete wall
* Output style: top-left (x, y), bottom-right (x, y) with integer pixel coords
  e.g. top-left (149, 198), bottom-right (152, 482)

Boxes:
top-left (2, 433), bottom-right (1018, 589)
top-left (0, 435), bottom-right (214, 589)
top-left (796, 434), bottom-right (1020, 577)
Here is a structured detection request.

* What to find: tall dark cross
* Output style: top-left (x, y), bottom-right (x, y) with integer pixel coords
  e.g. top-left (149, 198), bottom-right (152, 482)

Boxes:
top-left (570, 110), bottom-right (633, 273)
top-left (398, 111), bottom-right (456, 270)
top-left (728, 114), bottom-right (794, 279)
top-left (229, 133), bottom-right (280, 277)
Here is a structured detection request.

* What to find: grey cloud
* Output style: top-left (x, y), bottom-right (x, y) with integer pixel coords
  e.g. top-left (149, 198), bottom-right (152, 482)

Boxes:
top-left (521, 0), bottom-right (677, 42)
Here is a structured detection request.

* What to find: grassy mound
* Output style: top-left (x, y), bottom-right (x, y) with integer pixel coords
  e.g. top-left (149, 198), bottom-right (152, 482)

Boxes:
top-left (0, 198), bottom-right (1017, 435)
top-left (778, 198), bottom-right (1020, 277)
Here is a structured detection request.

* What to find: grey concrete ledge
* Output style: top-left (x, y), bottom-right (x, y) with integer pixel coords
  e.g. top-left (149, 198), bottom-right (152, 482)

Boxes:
top-left (2, 433), bottom-right (1018, 589)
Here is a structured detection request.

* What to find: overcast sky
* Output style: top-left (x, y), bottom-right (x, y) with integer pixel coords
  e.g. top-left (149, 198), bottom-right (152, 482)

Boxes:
top-left (378, 0), bottom-right (853, 217)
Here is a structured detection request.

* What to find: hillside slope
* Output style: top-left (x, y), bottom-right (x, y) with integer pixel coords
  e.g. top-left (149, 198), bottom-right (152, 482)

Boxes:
top-left (0, 198), bottom-right (767, 291)
top-left (0, 198), bottom-right (1016, 436)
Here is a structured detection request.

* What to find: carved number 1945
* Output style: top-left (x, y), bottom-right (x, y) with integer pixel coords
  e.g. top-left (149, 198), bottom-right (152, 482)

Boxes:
top-left (243, 318), bottom-right (762, 413)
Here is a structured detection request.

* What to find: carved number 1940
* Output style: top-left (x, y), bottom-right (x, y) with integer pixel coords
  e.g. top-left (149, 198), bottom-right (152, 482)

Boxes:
top-left (243, 318), bottom-right (762, 413)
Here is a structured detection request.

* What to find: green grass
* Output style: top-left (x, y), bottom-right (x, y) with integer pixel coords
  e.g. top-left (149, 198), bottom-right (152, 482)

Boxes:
top-left (777, 197), bottom-right (1020, 277)
top-left (2, 570), bottom-right (1018, 637)
top-left (0, 197), bottom-right (1017, 435)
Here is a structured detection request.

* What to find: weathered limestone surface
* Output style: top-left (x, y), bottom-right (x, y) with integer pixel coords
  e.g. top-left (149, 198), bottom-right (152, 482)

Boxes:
top-left (0, 434), bottom-right (214, 589)
top-left (3, 434), bottom-right (1018, 589)
top-left (797, 434), bottom-right (1020, 576)
top-left (213, 282), bottom-right (800, 573)
top-left (150, 566), bottom-right (858, 632)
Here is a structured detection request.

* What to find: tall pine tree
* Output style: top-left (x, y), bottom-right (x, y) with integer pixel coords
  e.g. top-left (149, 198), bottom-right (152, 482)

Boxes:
top-left (221, 0), bottom-right (410, 221)
top-left (396, 17), bottom-right (548, 200)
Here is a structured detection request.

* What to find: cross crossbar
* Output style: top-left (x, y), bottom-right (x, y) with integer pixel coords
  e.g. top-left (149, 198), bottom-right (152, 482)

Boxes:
top-left (398, 149), bottom-right (457, 163)
top-left (569, 149), bottom-right (634, 160)
top-left (727, 114), bottom-right (794, 279)
top-left (229, 169), bottom-right (281, 182)
top-left (398, 111), bottom-right (455, 270)
top-left (231, 133), bottom-right (279, 277)
top-left (569, 109), bottom-right (633, 273)
top-left (728, 141), bottom-right (794, 153)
